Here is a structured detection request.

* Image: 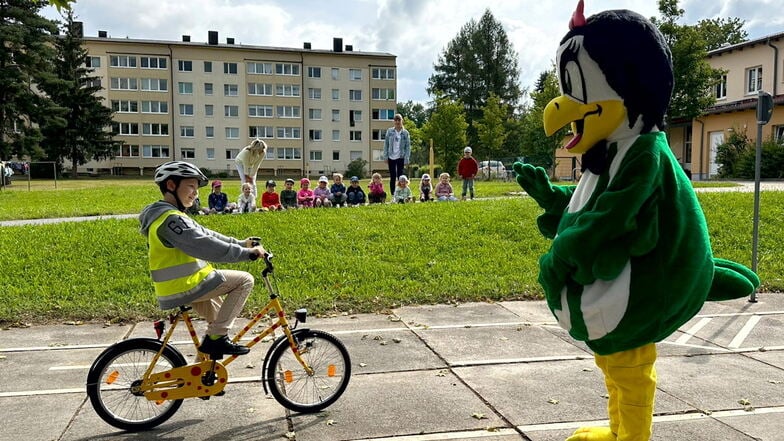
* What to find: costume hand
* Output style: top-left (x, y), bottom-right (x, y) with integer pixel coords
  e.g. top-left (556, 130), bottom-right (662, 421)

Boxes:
top-left (538, 252), bottom-right (570, 296)
top-left (514, 163), bottom-right (557, 210)
top-left (245, 237), bottom-right (261, 248)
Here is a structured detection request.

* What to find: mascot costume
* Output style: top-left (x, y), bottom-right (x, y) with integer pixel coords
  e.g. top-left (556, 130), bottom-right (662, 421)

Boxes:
top-left (513, 1), bottom-right (760, 440)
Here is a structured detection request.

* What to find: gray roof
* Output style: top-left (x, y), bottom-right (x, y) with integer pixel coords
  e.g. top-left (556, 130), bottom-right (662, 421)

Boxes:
top-left (707, 31), bottom-right (784, 58)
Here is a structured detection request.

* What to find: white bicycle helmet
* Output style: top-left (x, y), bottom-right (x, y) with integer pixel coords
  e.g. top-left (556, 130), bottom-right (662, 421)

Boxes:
top-left (154, 161), bottom-right (208, 187)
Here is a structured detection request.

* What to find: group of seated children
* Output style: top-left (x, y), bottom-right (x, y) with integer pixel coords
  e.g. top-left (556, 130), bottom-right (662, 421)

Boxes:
top-left (191, 172), bottom-right (464, 215)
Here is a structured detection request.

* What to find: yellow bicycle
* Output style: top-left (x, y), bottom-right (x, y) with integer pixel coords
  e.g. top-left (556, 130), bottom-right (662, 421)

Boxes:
top-left (86, 253), bottom-right (351, 431)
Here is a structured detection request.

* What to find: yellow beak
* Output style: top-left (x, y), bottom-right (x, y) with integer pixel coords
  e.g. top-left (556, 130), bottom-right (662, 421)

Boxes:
top-left (543, 96), bottom-right (626, 155)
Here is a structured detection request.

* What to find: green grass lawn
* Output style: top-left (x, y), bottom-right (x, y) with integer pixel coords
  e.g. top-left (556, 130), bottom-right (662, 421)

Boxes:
top-left (1, 177), bottom-right (778, 326)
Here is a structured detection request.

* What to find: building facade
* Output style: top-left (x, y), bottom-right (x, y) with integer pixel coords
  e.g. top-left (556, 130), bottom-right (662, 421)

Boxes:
top-left (80, 30), bottom-right (397, 178)
top-left (668, 32), bottom-right (784, 180)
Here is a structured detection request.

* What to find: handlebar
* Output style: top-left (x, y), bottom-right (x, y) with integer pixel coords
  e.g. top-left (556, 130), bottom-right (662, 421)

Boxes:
top-left (261, 252), bottom-right (274, 277)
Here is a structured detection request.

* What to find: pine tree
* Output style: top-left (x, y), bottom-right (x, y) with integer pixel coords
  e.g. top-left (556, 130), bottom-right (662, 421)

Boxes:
top-left (40, 10), bottom-right (118, 177)
top-left (0, 0), bottom-right (61, 160)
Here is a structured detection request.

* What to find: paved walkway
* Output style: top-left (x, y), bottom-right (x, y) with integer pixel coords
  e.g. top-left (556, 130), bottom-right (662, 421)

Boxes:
top-left (1, 296), bottom-right (782, 440)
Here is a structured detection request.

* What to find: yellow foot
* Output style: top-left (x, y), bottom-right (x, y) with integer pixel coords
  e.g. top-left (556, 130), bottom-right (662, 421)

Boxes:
top-left (565, 426), bottom-right (616, 441)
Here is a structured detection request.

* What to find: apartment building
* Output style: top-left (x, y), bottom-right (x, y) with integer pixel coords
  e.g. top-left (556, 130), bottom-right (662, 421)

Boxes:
top-left (80, 30), bottom-right (397, 178)
top-left (667, 31), bottom-right (784, 180)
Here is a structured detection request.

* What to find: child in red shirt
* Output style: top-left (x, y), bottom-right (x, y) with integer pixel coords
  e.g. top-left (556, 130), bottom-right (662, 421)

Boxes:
top-left (457, 146), bottom-right (478, 200)
top-left (260, 180), bottom-right (282, 211)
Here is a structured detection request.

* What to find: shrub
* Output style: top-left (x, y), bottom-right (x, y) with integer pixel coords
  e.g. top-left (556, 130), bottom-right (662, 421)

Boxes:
top-left (345, 158), bottom-right (368, 179)
top-left (715, 128), bottom-right (751, 178)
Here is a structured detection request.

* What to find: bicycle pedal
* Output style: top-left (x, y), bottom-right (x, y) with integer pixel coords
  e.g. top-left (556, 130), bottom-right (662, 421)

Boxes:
top-left (199, 396), bottom-right (211, 401)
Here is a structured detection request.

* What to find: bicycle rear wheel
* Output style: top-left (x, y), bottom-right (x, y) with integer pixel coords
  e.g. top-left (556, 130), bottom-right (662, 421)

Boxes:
top-left (86, 339), bottom-right (186, 431)
top-left (265, 330), bottom-right (351, 413)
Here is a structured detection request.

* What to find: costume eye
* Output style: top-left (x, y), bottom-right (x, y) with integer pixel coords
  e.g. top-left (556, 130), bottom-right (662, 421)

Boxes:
top-left (562, 60), bottom-right (586, 103)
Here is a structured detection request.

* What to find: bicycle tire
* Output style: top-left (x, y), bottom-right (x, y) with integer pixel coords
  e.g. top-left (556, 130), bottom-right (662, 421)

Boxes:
top-left (86, 338), bottom-right (186, 431)
top-left (264, 329), bottom-right (351, 413)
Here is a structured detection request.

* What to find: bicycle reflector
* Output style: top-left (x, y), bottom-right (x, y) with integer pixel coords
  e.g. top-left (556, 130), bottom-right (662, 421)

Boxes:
top-left (153, 320), bottom-right (165, 339)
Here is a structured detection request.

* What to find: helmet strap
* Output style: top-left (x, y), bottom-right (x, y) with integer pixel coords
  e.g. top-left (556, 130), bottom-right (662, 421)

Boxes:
top-left (164, 178), bottom-right (186, 212)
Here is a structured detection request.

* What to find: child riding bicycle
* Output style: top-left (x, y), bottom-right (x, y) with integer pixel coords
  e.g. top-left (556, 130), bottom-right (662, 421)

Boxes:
top-left (140, 161), bottom-right (266, 357)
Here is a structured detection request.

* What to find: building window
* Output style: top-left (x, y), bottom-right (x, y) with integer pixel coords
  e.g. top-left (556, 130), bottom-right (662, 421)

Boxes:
top-left (110, 77), bottom-right (137, 90)
top-left (140, 57), bottom-right (167, 69)
top-left (746, 66), bottom-right (762, 94)
top-left (309, 129), bottom-right (322, 141)
top-left (204, 83), bottom-right (213, 95)
top-left (332, 150), bottom-right (340, 161)
top-left (277, 127), bottom-right (301, 139)
top-left (248, 82), bottom-right (273, 95)
top-left (206, 148), bottom-right (215, 159)
top-left (224, 84), bottom-right (239, 96)
top-left (350, 130), bottom-right (362, 141)
top-left (225, 127), bottom-right (240, 139)
top-left (225, 148), bottom-right (239, 160)
top-left (715, 74), bottom-right (727, 100)
top-left (205, 104), bottom-right (214, 117)
top-left (275, 63), bottom-right (300, 76)
top-left (143, 145), bottom-right (170, 158)
top-left (276, 84), bottom-right (300, 97)
top-left (111, 100), bottom-right (138, 113)
top-left (309, 108), bottom-right (322, 120)
top-left (349, 90), bottom-right (362, 101)
top-left (179, 104), bottom-right (194, 116)
top-left (350, 110), bottom-right (362, 124)
top-left (180, 126), bottom-right (194, 137)
top-left (178, 82), bottom-right (193, 94)
top-left (204, 61), bottom-right (212, 73)
top-left (110, 55), bottom-right (136, 68)
top-left (332, 130), bottom-right (340, 141)
top-left (247, 62), bottom-right (273, 74)
top-left (331, 67), bottom-right (339, 80)
top-left (372, 129), bottom-right (386, 141)
top-left (774, 125), bottom-right (784, 144)
top-left (141, 101), bottom-right (168, 113)
top-left (250, 126), bottom-right (274, 138)
top-left (248, 105), bottom-right (273, 117)
top-left (206, 126), bottom-right (214, 138)
top-left (373, 109), bottom-right (395, 120)
top-left (310, 150), bottom-right (322, 161)
top-left (332, 89), bottom-right (340, 100)
top-left (349, 68), bottom-right (362, 80)
top-left (142, 123), bottom-right (169, 136)
top-left (181, 148), bottom-right (195, 159)
top-left (308, 88), bottom-right (322, 100)
top-left (141, 78), bottom-right (167, 91)
top-left (332, 109), bottom-right (340, 122)
top-left (684, 126), bottom-right (692, 163)
top-left (86, 56), bottom-right (101, 68)
top-left (224, 62), bottom-right (238, 74)
top-left (372, 88), bottom-right (395, 100)
top-left (276, 105), bottom-right (300, 118)
top-left (112, 122), bottom-right (139, 135)
top-left (350, 151), bottom-right (362, 161)
top-left (276, 147), bottom-right (302, 160)
top-left (224, 105), bottom-right (239, 117)
top-left (178, 60), bottom-right (193, 72)
top-left (117, 144), bottom-right (140, 157)
top-left (308, 66), bottom-right (322, 78)
top-left (372, 67), bottom-right (395, 80)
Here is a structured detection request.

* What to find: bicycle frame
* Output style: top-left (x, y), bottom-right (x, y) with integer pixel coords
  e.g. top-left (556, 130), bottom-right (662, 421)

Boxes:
top-left (138, 260), bottom-right (313, 402)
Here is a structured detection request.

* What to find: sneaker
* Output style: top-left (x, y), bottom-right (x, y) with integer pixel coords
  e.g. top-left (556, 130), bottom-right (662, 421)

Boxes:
top-left (198, 335), bottom-right (250, 356)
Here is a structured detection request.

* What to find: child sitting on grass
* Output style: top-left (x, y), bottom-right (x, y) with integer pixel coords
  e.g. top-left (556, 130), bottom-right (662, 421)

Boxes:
top-left (435, 173), bottom-right (458, 202)
top-left (330, 173), bottom-right (348, 207)
top-left (419, 173), bottom-right (433, 202)
top-left (346, 176), bottom-right (366, 206)
top-left (314, 176), bottom-right (333, 208)
top-left (280, 178), bottom-right (298, 210)
top-left (260, 180), bottom-right (283, 211)
top-left (368, 172), bottom-right (387, 204)
top-left (393, 175), bottom-right (413, 203)
top-left (297, 178), bottom-right (315, 208)
top-left (236, 182), bottom-right (256, 213)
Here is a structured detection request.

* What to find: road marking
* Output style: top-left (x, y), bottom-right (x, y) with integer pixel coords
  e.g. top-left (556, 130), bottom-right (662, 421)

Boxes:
top-left (729, 315), bottom-right (762, 349)
top-left (676, 317), bottom-right (712, 344)
top-left (353, 428), bottom-right (519, 441)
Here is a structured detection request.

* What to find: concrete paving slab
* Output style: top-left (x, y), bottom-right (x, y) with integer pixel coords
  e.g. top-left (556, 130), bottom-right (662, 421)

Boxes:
top-left (454, 359), bottom-right (690, 428)
top-left (2, 394), bottom-right (86, 441)
top-left (498, 301), bottom-right (558, 325)
top-left (0, 347), bottom-right (102, 392)
top-left (656, 353), bottom-right (784, 411)
top-left (63, 382), bottom-right (288, 441)
top-left (413, 325), bottom-right (589, 366)
top-left (341, 329), bottom-right (447, 374)
top-left (718, 409), bottom-right (784, 441)
top-left (0, 323), bottom-right (131, 349)
top-left (304, 312), bottom-right (409, 334)
top-left (289, 370), bottom-right (509, 441)
top-left (745, 347), bottom-right (784, 371)
top-left (394, 302), bottom-right (525, 328)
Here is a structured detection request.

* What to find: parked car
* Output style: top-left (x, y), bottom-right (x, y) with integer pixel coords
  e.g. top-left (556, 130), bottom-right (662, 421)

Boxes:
top-left (478, 160), bottom-right (507, 179)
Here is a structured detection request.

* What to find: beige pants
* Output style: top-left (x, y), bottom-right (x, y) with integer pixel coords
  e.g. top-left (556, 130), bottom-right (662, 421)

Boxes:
top-left (191, 269), bottom-right (254, 336)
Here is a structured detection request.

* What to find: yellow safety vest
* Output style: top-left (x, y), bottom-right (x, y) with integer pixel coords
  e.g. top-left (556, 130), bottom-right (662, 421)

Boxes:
top-left (148, 209), bottom-right (215, 300)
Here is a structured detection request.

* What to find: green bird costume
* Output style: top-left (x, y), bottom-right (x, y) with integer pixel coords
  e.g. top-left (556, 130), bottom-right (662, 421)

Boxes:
top-left (514, 2), bottom-right (759, 440)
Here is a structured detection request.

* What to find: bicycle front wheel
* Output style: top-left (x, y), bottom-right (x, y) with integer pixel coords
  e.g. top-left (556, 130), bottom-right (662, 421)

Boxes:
top-left (86, 339), bottom-right (186, 432)
top-left (265, 330), bottom-right (351, 413)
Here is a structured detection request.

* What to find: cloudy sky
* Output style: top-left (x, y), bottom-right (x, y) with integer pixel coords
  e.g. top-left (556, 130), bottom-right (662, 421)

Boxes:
top-left (41, 0), bottom-right (784, 104)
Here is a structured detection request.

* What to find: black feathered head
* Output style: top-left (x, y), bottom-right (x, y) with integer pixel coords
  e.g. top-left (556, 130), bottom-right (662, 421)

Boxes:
top-left (544, 0), bottom-right (673, 154)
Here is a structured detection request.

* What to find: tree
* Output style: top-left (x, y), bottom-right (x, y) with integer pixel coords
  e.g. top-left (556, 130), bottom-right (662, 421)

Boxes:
top-left (427, 9), bottom-right (521, 131)
top-left (421, 96), bottom-right (467, 175)
top-left (474, 93), bottom-right (507, 171)
top-left (652, 0), bottom-right (747, 122)
top-left (0, 0), bottom-right (61, 160)
top-left (520, 68), bottom-right (568, 175)
top-left (39, 10), bottom-right (118, 177)
top-left (396, 100), bottom-right (428, 128)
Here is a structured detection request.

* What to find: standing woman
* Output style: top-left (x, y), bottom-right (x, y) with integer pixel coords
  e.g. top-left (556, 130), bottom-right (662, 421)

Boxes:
top-left (382, 114), bottom-right (410, 191)
top-left (235, 138), bottom-right (268, 196)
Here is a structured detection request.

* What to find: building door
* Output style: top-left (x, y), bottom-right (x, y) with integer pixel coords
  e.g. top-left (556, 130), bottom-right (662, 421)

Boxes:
top-left (708, 131), bottom-right (724, 178)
